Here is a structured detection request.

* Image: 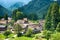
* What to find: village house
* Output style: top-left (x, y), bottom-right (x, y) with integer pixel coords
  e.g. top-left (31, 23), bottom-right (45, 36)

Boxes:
top-left (0, 17), bottom-right (12, 25)
top-left (0, 25), bottom-right (7, 33)
top-left (0, 17), bottom-right (12, 33)
top-left (24, 20), bottom-right (45, 33)
top-left (13, 18), bottom-right (45, 34)
top-left (14, 18), bottom-right (29, 28)
top-left (39, 20), bottom-right (45, 31)
top-left (15, 18), bottom-right (28, 24)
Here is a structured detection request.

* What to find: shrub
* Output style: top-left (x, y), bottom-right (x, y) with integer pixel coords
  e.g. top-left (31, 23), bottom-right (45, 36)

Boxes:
top-left (4, 30), bottom-right (12, 38)
top-left (17, 32), bottom-right (22, 37)
top-left (8, 34), bottom-right (14, 38)
top-left (43, 30), bottom-right (52, 40)
top-left (25, 28), bottom-right (33, 37)
top-left (35, 34), bottom-right (41, 39)
top-left (0, 34), bottom-right (5, 40)
top-left (50, 33), bottom-right (60, 40)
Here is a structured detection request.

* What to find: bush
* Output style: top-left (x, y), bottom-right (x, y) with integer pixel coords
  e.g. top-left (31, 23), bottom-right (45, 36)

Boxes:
top-left (43, 30), bottom-right (52, 40)
top-left (17, 32), bottom-right (22, 37)
top-left (34, 33), bottom-right (46, 40)
top-left (0, 34), bottom-right (5, 40)
top-left (25, 28), bottom-right (33, 37)
top-left (4, 31), bottom-right (12, 38)
top-left (8, 34), bottom-right (14, 38)
top-left (50, 33), bottom-right (60, 40)
top-left (35, 34), bottom-right (41, 39)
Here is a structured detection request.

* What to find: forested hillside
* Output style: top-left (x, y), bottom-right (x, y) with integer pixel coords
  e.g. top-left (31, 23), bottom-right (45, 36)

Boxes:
top-left (18, 0), bottom-right (60, 19)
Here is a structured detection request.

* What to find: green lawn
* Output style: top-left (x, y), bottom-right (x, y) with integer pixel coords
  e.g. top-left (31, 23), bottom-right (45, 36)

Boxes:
top-left (9, 36), bottom-right (33, 40)
top-left (0, 34), bottom-right (5, 40)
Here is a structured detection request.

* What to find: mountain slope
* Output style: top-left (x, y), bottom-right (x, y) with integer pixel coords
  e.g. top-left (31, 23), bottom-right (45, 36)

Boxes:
top-left (19, 0), bottom-right (60, 19)
top-left (9, 2), bottom-right (24, 11)
top-left (0, 2), bottom-right (24, 17)
top-left (0, 5), bottom-right (10, 16)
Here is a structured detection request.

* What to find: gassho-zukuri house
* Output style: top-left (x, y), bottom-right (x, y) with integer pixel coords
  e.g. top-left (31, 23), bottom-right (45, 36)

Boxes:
top-left (0, 25), bottom-right (7, 33)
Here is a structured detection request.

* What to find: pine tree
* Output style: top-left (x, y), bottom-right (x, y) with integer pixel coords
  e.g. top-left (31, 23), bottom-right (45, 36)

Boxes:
top-left (44, 2), bottom-right (60, 31)
top-left (51, 2), bottom-right (59, 30)
top-left (44, 3), bottom-right (53, 30)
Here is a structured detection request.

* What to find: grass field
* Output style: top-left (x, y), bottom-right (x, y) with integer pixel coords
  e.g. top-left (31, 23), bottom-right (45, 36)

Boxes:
top-left (9, 36), bottom-right (33, 40)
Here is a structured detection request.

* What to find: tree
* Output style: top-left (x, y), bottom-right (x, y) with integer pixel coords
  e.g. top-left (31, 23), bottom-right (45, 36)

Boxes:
top-left (14, 24), bottom-right (23, 37)
top-left (28, 13), bottom-right (38, 20)
top-left (56, 22), bottom-right (60, 32)
top-left (16, 11), bottom-right (24, 20)
top-left (42, 14), bottom-right (46, 19)
top-left (59, 6), bottom-right (60, 14)
top-left (12, 9), bottom-right (18, 21)
top-left (4, 13), bottom-right (8, 20)
top-left (51, 2), bottom-right (60, 30)
top-left (44, 3), bottom-right (53, 30)
top-left (44, 2), bottom-right (60, 31)
top-left (0, 16), bottom-right (3, 20)
top-left (12, 9), bottom-right (24, 21)
top-left (14, 24), bottom-right (22, 33)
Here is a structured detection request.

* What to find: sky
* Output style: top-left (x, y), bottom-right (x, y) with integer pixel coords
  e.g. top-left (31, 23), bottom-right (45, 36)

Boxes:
top-left (0, 0), bottom-right (31, 4)
top-left (0, 0), bottom-right (58, 8)
top-left (0, 0), bottom-right (31, 8)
